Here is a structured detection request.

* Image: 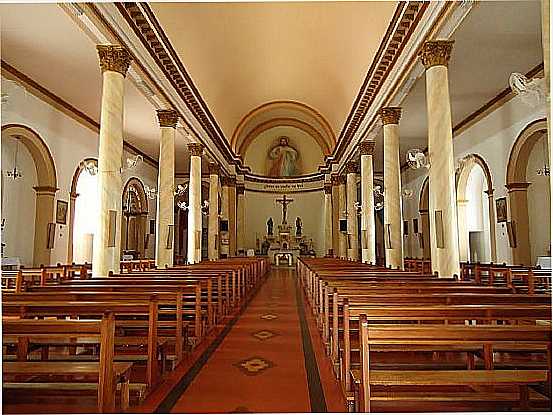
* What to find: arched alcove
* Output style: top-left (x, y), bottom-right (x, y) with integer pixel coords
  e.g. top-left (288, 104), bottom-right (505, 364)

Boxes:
top-left (456, 154), bottom-right (496, 262)
top-left (1, 124), bottom-right (57, 266)
top-left (418, 177), bottom-right (431, 260)
top-left (506, 119), bottom-right (549, 265)
top-left (121, 177), bottom-right (149, 259)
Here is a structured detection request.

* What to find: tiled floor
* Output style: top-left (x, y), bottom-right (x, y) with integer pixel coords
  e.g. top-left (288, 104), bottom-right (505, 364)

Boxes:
top-left (170, 268), bottom-right (346, 413)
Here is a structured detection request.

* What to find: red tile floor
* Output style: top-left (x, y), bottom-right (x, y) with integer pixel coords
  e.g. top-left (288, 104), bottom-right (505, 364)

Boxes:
top-left (169, 268), bottom-right (346, 413)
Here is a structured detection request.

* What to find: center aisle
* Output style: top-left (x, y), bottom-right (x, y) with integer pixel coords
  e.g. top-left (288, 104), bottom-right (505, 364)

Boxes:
top-left (169, 268), bottom-right (345, 413)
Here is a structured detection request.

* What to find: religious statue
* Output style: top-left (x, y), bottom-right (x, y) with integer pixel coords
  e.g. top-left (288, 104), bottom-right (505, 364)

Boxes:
top-left (267, 217), bottom-right (273, 236)
top-left (295, 217), bottom-right (302, 236)
top-left (267, 136), bottom-right (299, 177)
top-left (276, 194), bottom-right (294, 224)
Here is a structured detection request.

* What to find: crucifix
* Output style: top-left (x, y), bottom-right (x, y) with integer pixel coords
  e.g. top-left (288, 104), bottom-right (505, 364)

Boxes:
top-left (276, 194), bottom-right (294, 224)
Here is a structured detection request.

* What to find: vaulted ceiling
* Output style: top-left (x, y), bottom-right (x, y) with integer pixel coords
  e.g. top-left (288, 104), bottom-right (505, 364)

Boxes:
top-left (149, 1), bottom-right (398, 144)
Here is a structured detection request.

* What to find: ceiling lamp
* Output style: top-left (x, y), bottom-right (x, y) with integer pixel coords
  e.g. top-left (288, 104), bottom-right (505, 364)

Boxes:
top-left (6, 139), bottom-right (23, 180)
top-left (80, 159), bottom-right (98, 176)
top-left (374, 185), bottom-right (384, 211)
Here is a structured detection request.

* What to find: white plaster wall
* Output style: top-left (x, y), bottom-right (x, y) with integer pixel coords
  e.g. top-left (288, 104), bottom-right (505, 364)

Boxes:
top-left (526, 134), bottom-right (551, 263)
top-left (466, 168), bottom-right (485, 232)
top-left (1, 76), bottom-right (159, 264)
top-left (401, 94), bottom-right (546, 265)
top-left (244, 190), bottom-right (325, 256)
top-left (1, 136), bottom-right (37, 266)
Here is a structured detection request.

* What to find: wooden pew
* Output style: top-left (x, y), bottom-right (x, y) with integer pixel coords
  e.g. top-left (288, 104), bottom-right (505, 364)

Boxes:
top-left (2, 312), bottom-right (126, 413)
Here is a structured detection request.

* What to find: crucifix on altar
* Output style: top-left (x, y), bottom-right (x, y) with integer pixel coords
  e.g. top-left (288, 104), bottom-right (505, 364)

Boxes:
top-left (276, 194), bottom-right (294, 224)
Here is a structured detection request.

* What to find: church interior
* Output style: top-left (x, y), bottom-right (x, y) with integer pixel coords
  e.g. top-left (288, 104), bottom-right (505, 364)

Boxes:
top-left (0, 1), bottom-right (552, 413)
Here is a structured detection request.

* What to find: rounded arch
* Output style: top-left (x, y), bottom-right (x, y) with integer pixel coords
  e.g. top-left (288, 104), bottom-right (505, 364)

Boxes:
top-left (455, 154), bottom-right (497, 262)
top-left (231, 100), bottom-right (336, 156)
top-left (70, 158), bottom-right (98, 197)
top-left (506, 118), bottom-right (548, 184)
top-left (2, 124), bottom-right (57, 266)
top-left (122, 177), bottom-right (148, 214)
top-left (2, 124), bottom-right (57, 189)
top-left (418, 176), bottom-right (429, 212)
top-left (456, 154), bottom-right (494, 199)
top-left (506, 118), bottom-right (549, 265)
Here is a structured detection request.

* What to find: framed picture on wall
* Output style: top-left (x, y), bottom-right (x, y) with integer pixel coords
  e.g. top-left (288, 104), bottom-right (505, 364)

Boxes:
top-left (46, 223), bottom-right (56, 249)
top-left (496, 197), bottom-right (507, 223)
top-left (56, 200), bottom-right (68, 225)
top-left (435, 210), bottom-right (445, 249)
top-left (149, 219), bottom-right (156, 235)
top-left (413, 218), bottom-right (419, 234)
top-left (403, 220), bottom-right (409, 236)
top-left (506, 221), bottom-right (517, 248)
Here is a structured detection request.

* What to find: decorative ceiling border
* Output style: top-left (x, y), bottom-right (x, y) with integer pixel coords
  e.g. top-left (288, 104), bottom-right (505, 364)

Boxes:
top-left (115, 2), bottom-right (239, 169)
top-left (332, 1), bottom-right (428, 163)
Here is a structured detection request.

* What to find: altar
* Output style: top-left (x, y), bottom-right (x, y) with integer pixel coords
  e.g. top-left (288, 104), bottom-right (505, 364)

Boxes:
top-left (263, 194), bottom-right (313, 266)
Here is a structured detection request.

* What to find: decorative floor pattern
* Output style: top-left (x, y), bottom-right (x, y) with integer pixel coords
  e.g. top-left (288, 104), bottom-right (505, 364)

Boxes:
top-left (169, 268), bottom-right (346, 413)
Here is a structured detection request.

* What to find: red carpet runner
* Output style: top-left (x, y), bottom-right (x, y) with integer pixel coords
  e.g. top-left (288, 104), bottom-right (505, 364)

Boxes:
top-left (169, 268), bottom-right (345, 413)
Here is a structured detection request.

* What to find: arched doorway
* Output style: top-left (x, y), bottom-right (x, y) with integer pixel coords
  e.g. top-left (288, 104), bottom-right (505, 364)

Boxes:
top-left (506, 119), bottom-right (550, 265)
top-left (70, 159), bottom-right (99, 263)
top-left (456, 154), bottom-right (496, 263)
top-left (418, 177), bottom-right (431, 260)
top-left (1, 124), bottom-right (57, 266)
top-left (121, 178), bottom-right (149, 259)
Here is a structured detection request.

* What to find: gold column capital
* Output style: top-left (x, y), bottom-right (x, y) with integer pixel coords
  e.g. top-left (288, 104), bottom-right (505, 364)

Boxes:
top-left (380, 107), bottom-right (402, 125)
top-left (359, 140), bottom-right (376, 156)
top-left (156, 109), bottom-right (179, 128)
top-left (33, 186), bottom-right (58, 196)
top-left (188, 142), bottom-right (204, 157)
top-left (345, 161), bottom-right (359, 174)
top-left (208, 162), bottom-right (220, 175)
top-left (96, 45), bottom-right (132, 77)
top-left (236, 184), bottom-right (245, 195)
top-left (419, 40), bottom-right (454, 69)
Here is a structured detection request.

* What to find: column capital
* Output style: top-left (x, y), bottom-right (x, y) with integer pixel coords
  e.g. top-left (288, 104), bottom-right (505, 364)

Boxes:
top-left (359, 140), bottom-right (376, 156)
top-left (323, 183), bottom-right (333, 194)
top-left (505, 182), bottom-right (531, 192)
top-left (221, 176), bottom-right (236, 187)
top-left (156, 109), bottom-right (179, 128)
top-left (33, 186), bottom-right (58, 196)
top-left (188, 142), bottom-right (204, 157)
top-left (419, 40), bottom-right (454, 69)
top-left (379, 107), bottom-right (402, 125)
top-left (236, 183), bottom-right (245, 195)
top-left (96, 45), bottom-right (132, 77)
top-left (208, 162), bottom-right (220, 175)
top-left (345, 161), bottom-right (359, 174)
top-left (484, 188), bottom-right (495, 196)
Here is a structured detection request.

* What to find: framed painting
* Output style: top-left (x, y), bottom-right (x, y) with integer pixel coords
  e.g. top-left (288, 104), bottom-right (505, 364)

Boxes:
top-left (496, 197), bottom-right (507, 223)
top-left (56, 200), bottom-right (68, 225)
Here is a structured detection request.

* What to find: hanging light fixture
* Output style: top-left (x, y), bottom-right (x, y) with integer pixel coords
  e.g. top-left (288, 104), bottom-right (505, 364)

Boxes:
top-left (374, 185), bottom-right (384, 211)
top-left (536, 138), bottom-right (550, 177)
top-left (6, 138), bottom-right (23, 180)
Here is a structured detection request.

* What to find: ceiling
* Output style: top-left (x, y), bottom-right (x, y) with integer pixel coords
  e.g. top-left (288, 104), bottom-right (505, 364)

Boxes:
top-left (373, 0), bottom-right (543, 172)
top-left (150, 1), bottom-right (398, 143)
top-left (0, 3), bottom-right (190, 174)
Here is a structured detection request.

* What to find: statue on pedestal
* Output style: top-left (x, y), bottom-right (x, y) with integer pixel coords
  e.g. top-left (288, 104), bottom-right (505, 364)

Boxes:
top-left (267, 217), bottom-right (273, 236)
top-left (295, 217), bottom-right (302, 236)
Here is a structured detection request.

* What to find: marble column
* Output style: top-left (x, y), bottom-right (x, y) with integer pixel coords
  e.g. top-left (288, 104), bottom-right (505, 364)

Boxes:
top-left (187, 143), bottom-right (203, 264)
top-left (420, 40), bottom-right (460, 277)
top-left (346, 161), bottom-right (359, 261)
top-left (220, 177), bottom-right (232, 258)
top-left (338, 175), bottom-right (347, 258)
top-left (236, 183), bottom-right (246, 255)
top-left (93, 45), bottom-right (131, 276)
top-left (228, 178), bottom-right (237, 256)
top-left (380, 107), bottom-right (404, 270)
top-left (484, 189), bottom-right (498, 262)
top-left (208, 163), bottom-right (220, 261)
top-left (360, 140), bottom-right (376, 264)
top-left (155, 109), bottom-right (178, 268)
top-left (331, 174), bottom-right (341, 256)
top-left (323, 183), bottom-right (333, 256)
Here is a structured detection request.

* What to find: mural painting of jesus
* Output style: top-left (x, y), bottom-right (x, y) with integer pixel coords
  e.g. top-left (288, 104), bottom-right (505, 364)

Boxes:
top-left (267, 136), bottom-right (299, 177)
